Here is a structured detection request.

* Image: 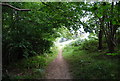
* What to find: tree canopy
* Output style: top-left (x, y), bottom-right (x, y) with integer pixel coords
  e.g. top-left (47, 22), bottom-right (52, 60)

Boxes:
top-left (2, 2), bottom-right (120, 66)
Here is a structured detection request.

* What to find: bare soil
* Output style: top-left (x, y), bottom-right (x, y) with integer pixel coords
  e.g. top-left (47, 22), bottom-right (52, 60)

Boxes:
top-left (45, 49), bottom-right (72, 79)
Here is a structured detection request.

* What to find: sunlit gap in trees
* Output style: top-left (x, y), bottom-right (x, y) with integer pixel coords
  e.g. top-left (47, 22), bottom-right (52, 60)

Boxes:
top-left (54, 25), bottom-right (90, 49)
top-left (54, 13), bottom-right (94, 49)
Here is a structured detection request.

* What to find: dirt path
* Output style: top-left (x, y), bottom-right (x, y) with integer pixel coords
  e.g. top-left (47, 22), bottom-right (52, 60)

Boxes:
top-left (45, 49), bottom-right (72, 79)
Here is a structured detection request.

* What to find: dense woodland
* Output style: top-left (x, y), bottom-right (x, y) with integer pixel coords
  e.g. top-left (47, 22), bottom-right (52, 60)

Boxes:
top-left (2, 1), bottom-right (120, 80)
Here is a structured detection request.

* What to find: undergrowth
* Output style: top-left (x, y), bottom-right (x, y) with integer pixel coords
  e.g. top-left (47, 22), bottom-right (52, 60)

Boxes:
top-left (5, 46), bottom-right (58, 79)
top-left (63, 39), bottom-right (119, 79)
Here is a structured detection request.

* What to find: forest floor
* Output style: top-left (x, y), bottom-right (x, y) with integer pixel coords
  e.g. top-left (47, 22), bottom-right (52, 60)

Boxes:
top-left (63, 45), bottom-right (119, 79)
top-left (45, 49), bottom-right (72, 79)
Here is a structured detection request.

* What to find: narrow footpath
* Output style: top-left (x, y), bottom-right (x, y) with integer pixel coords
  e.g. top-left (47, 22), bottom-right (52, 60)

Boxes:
top-left (45, 49), bottom-right (72, 79)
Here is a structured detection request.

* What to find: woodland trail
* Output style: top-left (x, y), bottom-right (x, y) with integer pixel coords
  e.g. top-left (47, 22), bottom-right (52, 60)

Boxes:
top-left (45, 49), bottom-right (72, 79)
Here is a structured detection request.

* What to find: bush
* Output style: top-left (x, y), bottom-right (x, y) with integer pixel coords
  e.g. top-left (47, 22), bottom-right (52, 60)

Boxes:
top-left (71, 39), bottom-right (98, 52)
top-left (80, 39), bottom-right (98, 52)
top-left (63, 41), bottom-right (119, 79)
top-left (21, 56), bottom-right (47, 69)
top-left (70, 38), bottom-right (84, 46)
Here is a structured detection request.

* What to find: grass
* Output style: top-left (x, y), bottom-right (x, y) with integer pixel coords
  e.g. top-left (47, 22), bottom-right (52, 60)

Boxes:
top-left (6, 46), bottom-right (58, 79)
top-left (63, 43), bottom-right (119, 79)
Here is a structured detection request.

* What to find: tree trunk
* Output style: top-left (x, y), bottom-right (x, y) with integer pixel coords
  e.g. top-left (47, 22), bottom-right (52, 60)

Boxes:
top-left (107, 2), bottom-right (115, 53)
top-left (107, 35), bottom-right (115, 53)
top-left (98, 16), bottom-right (104, 50)
top-left (98, 28), bottom-right (103, 50)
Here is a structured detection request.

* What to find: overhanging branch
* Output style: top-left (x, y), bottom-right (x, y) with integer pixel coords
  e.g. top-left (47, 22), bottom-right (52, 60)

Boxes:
top-left (1, 3), bottom-right (31, 11)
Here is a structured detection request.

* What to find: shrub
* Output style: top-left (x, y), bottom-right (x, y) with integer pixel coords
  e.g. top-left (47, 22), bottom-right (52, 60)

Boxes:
top-left (70, 39), bottom-right (84, 46)
top-left (80, 39), bottom-right (98, 52)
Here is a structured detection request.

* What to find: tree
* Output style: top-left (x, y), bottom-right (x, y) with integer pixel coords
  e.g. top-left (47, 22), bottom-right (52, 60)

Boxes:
top-left (2, 2), bottom-right (84, 65)
top-left (90, 2), bottom-right (120, 52)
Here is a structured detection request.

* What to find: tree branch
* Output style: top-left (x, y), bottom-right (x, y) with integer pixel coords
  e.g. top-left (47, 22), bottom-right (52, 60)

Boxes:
top-left (41, 2), bottom-right (50, 6)
top-left (1, 3), bottom-right (31, 11)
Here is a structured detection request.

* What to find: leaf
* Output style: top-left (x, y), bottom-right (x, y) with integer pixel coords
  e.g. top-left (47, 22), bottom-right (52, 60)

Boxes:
top-left (97, 13), bottom-right (102, 18)
top-left (112, 21), bottom-right (116, 25)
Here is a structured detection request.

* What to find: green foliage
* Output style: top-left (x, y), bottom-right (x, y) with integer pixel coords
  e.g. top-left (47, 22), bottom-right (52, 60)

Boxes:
top-left (70, 38), bottom-right (83, 46)
top-left (3, 55), bottom-right (46, 79)
top-left (106, 52), bottom-right (120, 56)
top-left (90, 2), bottom-right (120, 52)
top-left (2, 2), bottom-right (85, 66)
top-left (2, 2), bottom-right (59, 65)
top-left (63, 42), bottom-right (119, 79)
top-left (70, 38), bottom-right (98, 52)
top-left (4, 45), bottom-right (58, 79)
top-left (2, 1), bottom-right (120, 79)
top-left (57, 26), bottom-right (73, 39)
top-left (20, 56), bottom-right (46, 69)
top-left (80, 39), bottom-right (98, 52)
